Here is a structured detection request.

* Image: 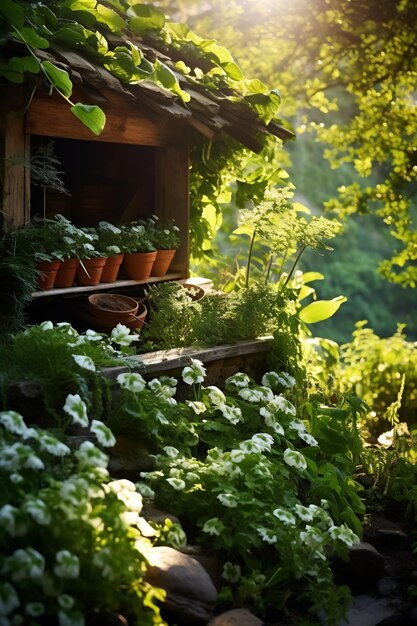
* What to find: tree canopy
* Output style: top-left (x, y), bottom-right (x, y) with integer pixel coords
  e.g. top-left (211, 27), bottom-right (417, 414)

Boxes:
top-left (161, 0), bottom-right (417, 287)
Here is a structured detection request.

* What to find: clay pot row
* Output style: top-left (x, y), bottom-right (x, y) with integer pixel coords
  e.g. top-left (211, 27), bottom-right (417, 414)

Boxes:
top-left (36, 249), bottom-right (176, 291)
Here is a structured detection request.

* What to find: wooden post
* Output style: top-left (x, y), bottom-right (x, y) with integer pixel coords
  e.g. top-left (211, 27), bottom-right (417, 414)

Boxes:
top-left (155, 143), bottom-right (190, 276)
top-left (3, 112), bottom-right (29, 229)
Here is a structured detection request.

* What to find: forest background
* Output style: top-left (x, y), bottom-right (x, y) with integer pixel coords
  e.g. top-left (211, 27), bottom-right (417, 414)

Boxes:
top-left (159, 0), bottom-right (417, 344)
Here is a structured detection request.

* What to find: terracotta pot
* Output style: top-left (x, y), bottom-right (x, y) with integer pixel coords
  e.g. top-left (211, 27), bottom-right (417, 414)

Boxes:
top-left (54, 257), bottom-right (80, 288)
top-left (100, 254), bottom-right (124, 283)
top-left (151, 249), bottom-right (176, 277)
top-left (123, 251), bottom-right (157, 281)
top-left (36, 259), bottom-right (61, 290)
top-left (76, 257), bottom-right (106, 286)
top-left (87, 293), bottom-right (147, 330)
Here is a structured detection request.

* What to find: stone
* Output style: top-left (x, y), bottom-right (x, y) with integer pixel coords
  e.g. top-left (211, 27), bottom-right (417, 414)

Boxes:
top-left (145, 546), bottom-right (217, 625)
top-left (141, 504), bottom-right (180, 526)
top-left (334, 542), bottom-right (385, 591)
top-left (338, 595), bottom-right (402, 626)
top-left (108, 434), bottom-right (153, 477)
top-left (207, 608), bottom-right (264, 626)
top-left (376, 576), bottom-right (399, 596)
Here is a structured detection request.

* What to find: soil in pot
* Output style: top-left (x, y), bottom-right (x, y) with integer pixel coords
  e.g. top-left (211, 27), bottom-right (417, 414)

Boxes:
top-left (55, 258), bottom-right (80, 288)
top-left (76, 257), bottom-right (106, 286)
top-left (124, 251), bottom-right (157, 281)
top-left (100, 254), bottom-right (124, 283)
top-left (86, 293), bottom-right (147, 330)
top-left (151, 249), bottom-right (176, 277)
top-left (36, 259), bottom-right (61, 290)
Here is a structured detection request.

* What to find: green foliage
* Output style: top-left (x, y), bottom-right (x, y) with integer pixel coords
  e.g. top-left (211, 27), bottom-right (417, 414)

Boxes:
top-left (0, 408), bottom-right (166, 625)
top-left (0, 322), bottom-right (135, 424)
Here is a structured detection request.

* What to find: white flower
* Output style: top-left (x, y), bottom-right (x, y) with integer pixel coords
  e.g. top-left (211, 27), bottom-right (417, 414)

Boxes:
top-left (38, 434), bottom-right (70, 457)
top-left (58, 595), bottom-right (75, 610)
top-left (289, 419), bottom-right (307, 434)
top-left (300, 526), bottom-right (326, 549)
top-left (186, 401), bottom-right (206, 414)
top-left (110, 324), bottom-right (140, 346)
top-left (85, 329), bottom-right (103, 342)
top-left (283, 448), bottom-right (307, 471)
top-left (7, 548), bottom-right (45, 581)
top-left (107, 479), bottom-right (135, 494)
top-left (238, 388), bottom-right (263, 403)
top-left (222, 562), bottom-right (241, 583)
top-left (9, 473), bottom-right (23, 484)
top-left (163, 446), bottom-right (179, 458)
top-left (257, 527), bottom-right (277, 544)
top-left (58, 610), bottom-right (85, 626)
top-left (90, 420), bottom-right (116, 448)
top-left (63, 394), bottom-right (89, 427)
top-left (26, 603), bottom-right (44, 617)
top-left (54, 551), bottom-right (80, 579)
top-left (72, 354), bottom-right (96, 372)
top-left (182, 359), bottom-right (206, 385)
top-left (329, 525), bottom-right (360, 547)
top-left (257, 386), bottom-right (274, 401)
top-left (24, 497), bottom-right (51, 525)
top-left (206, 386), bottom-right (226, 406)
top-left (230, 449), bottom-right (245, 463)
top-left (251, 433), bottom-right (274, 452)
top-left (219, 404), bottom-right (242, 424)
top-left (294, 504), bottom-right (315, 522)
top-left (299, 432), bottom-right (319, 446)
top-left (116, 372), bottom-right (146, 393)
top-left (155, 410), bottom-right (169, 424)
top-left (225, 373), bottom-right (250, 389)
top-left (75, 441), bottom-right (108, 468)
top-left (166, 477), bottom-right (186, 490)
top-left (148, 379), bottom-right (177, 404)
top-left (217, 493), bottom-right (238, 508)
top-left (259, 395), bottom-right (296, 418)
top-left (239, 440), bottom-right (261, 455)
top-left (262, 371), bottom-right (296, 388)
top-left (0, 583), bottom-right (20, 615)
top-left (135, 483), bottom-right (155, 499)
top-left (116, 489), bottom-right (143, 513)
top-left (263, 414), bottom-right (285, 436)
top-left (202, 518), bottom-right (225, 536)
top-left (0, 411), bottom-right (28, 437)
top-left (273, 507), bottom-right (297, 525)
top-left (39, 321), bottom-right (53, 331)
top-left (23, 454), bottom-right (44, 470)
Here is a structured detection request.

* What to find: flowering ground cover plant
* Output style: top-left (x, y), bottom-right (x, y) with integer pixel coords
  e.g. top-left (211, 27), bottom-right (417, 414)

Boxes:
top-left (109, 358), bottom-right (365, 624)
top-left (0, 405), bottom-right (167, 626)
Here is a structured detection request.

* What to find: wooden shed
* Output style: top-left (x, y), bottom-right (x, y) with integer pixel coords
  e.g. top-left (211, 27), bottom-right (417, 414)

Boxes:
top-left (1, 12), bottom-right (292, 315)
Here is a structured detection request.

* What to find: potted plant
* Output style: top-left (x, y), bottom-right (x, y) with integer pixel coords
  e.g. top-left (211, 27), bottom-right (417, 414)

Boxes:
top-left (12, 218), bottom-right (63, 290)
top-left (75, 228), bottom-right (106, 286)
top-left (93, 221), bottom-right (126, 283)
top-left (51, 215), bottom-right (95, 288)
top-left (120, 222), bottom-right (156, 281)
top-left (147, 216), bottom-right (180, 277)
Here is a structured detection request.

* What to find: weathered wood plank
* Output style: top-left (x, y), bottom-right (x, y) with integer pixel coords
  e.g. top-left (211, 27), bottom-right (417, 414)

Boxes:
top-left (26, 97), bottom-right (187, 147)
top-left (3, 112), bottom-right (29, 228)
top-left (103, 336), bottom-right (274, 380)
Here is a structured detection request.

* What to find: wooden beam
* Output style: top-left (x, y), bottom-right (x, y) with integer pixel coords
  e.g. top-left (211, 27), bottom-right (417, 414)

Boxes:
top-left (26, 96), bottom-right (186, 147)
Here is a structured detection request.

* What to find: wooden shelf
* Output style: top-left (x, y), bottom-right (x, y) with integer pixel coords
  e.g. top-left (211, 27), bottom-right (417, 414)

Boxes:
top-left (32, 273), bottom-right (184, 299)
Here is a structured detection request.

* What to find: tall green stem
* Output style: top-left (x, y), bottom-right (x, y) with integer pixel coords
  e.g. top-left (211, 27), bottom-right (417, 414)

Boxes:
top-left (265, 253), bottom-right (274, 283)
top-left (245, 229), bottom-right (256, 288)
top-left (283, 244), bottom-right (306, 288)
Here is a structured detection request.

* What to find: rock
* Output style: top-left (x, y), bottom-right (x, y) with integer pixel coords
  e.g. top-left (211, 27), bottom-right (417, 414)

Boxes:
top-left (141, 504), bottom-right (180, 526)
top-left (207, 608), bottom-right (264, 626)
top-left (334, 542), bottom-right (385, 592)
top-left (376, 577), bottom-right (399, 596)
top-left (181, 545), bottom-right (224, 590)
top-left (145, 546), bottom-right (217, 625)
top-left (108, 434), bottom-right (153, 477)
top-left (338, 595), bottom-right (402, 626)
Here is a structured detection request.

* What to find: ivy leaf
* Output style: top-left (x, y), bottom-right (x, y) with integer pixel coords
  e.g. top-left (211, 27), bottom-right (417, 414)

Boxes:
top-left (221, 61), bottom-right (243, 81)
top-left (15, 26), bottom-right (49, 49)
top-left (64, 0), bottom-right (97, 9)
top-left (96, 4), bottom-right (125, 32)
top-left (41, 61), bottom-right (73, 97)
top-left (0, 55), bottom-right (40, 83)
top-left (129, 4), bottom-right (165, 34)
top-left (52, 24), bottom-right (86, 45)
top-left (299, 296), bottom-right (347, 324)
top-left (0, 0), bottom-right (24, 29)
top-left (71, 103), bottom-right (106, 136)
top-left (154, 60), bottom-right (190, 102)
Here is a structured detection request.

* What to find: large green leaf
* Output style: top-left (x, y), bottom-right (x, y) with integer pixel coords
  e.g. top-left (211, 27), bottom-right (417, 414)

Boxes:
top-left (65, 0), bottom-right (97, 9)
top-left (299, 295), bottom-right (347, 324)
top-left (0, 0), bottom-right (24, 29)
top-left (96, 4), bottom-right (125, 32)
top-left (222, 61), bottom-right (243, 81)
top-left (129, 5), bottom-right (165, 34)
top-left (52, 24), bottom-right (87, 45)
top-left (16, 26), bottom-right (49, 49)
top-left (154, 60), bottom-right (190, 102)
top-left (0, 55), bottom-right (40, 83)
top-left (41, 61), bottom-right (73, 97)
top-left (71, 103), bottom-right (106, 135)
